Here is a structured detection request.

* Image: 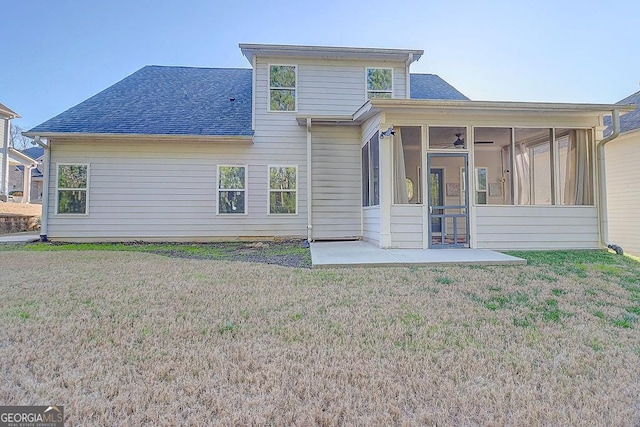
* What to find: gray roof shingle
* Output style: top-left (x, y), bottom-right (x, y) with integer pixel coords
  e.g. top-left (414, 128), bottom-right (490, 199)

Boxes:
top-left (28, 66), bottom-right (254, 136)
top-left (604, 90), bottom-right (640, 136)
top-left (28, 67), bottom-right (468, 137)
top-left (20, 147), bottom-right (44, 160)
top-left (616, 90), bottom-right (640, 134)
top-left (410, 74), bottom-right (469, 100)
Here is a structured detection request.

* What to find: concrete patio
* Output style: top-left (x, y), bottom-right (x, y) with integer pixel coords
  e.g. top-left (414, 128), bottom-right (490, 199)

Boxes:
top-left (0, 232), bottom-right (40, 244)
top-left (310, 240), bottom-right (526, 268)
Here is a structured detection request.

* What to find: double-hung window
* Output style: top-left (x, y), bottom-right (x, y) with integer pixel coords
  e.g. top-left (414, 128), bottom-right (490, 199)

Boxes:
top-left (56, 163), bottom-right (89, 214)
top-left (218, 165), bottom-right (246, 214)
top-left (366, 68), bottom-right (393, 99)
top-left (268, 166), bottom-right (297, 214)
top-left (269, 65), bottom-right (297, 111)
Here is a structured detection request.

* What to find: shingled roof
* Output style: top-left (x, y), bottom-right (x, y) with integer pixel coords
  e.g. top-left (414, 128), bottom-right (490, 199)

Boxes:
top-left (602, 90), bottom-right (640, 136)
top-left (28, 66), bottom-right (254, 136)
top-left (615, 90), bottom-right (640, 134)
top-left (410, 74), bottom-right (469, 100)
top-left (28, 67), bottom-right (468, 136)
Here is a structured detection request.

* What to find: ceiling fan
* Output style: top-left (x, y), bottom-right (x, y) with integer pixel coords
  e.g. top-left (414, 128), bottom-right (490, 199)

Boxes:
top-left (447, 133), bottom-right (493, 148)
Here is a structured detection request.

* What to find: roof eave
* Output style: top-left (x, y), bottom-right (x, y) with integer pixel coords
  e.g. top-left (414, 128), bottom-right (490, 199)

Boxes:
top-left (240, 43), bottom-right (423, 64)
top-left (369, 99), bottom-right (636, 116)
top-left (21, 132), bottom-right (255, 144)
top-left (8, 148), bottom-right (37, 165)
top-left (0, 105), bottom-right (20, 119)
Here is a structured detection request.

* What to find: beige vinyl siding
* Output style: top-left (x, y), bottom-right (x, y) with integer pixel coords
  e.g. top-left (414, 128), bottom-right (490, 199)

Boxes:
top-left (390, 205), bottom-right (422, 248)
top-left (255, 58), bottom-right (407, 118)
top-left (606, 131), bottom-right (640, 257)
top-left (311, 126), bottom-right (361, 240)
top-left (363, 207), bottom-right (380, 245)
top-left (46, 138), bottom-right (308, 241)
top-left (475, 205), bottom-right (598, 249)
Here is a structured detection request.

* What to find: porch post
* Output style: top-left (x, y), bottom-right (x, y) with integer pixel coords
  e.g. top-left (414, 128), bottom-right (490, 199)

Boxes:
top-left (379, 125), bottom-right (393, 248)
top-left (22, 165), bottom-right (31, 203)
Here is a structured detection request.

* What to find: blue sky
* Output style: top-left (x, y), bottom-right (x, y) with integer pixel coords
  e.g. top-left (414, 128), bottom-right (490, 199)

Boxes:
top-left (2, 0), bottom-right (639, 129)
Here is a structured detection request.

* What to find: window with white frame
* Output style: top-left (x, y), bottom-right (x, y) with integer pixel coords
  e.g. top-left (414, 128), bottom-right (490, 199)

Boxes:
top-left (269, 65), bottom-right (297, 111)
top-left (57, 163), bottom-right (89, 214)
top-left (218, 165), bottom-right (246, 214)
top-left (269, 166), bottom-right (297, 214)
top-left (366, 68), bottom-right (393, 99)
top-left (475, 167), bottom-right (488, 204)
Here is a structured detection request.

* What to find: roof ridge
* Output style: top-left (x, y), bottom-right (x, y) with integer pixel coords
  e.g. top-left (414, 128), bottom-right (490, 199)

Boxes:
top-left (142, 65), bottom-right (252, 71)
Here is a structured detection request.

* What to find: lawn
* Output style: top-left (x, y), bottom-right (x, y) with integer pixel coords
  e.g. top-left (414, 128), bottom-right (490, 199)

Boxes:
top-left (1, 245), bottom-right (639, 425)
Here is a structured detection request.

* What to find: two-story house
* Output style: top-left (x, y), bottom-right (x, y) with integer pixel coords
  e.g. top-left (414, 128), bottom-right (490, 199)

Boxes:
top-left (25, 43), bottom-right (634, 250)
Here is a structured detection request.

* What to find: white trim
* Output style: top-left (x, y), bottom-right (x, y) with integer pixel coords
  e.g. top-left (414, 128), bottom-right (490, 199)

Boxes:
top-left (365, 67), bottom-right (394, 101)
top-left (267, 165), bottom-right (298, 215)
top-left (55, 162), bottom-right (90, 216)
top-left (240, 43), bottom-right (423, 63)
top-left (368, 98), bottom-right (635, 115)
top-left (22, 132), bottom-right (254, 143)
top-left (251, 54), bottom-right (257, 130)
top-left (216, 164), bottom-right (248, 215)
top-left (267, 63), bottom-right (298, 113)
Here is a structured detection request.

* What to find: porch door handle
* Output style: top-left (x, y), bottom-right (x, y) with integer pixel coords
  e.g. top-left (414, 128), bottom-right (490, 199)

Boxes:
top-left (429, 206), bottom-right (433, 214)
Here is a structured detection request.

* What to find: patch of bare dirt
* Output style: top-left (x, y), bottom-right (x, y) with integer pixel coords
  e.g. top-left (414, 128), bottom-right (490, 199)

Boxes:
top-left (0, 202), bottom-right (42, 216)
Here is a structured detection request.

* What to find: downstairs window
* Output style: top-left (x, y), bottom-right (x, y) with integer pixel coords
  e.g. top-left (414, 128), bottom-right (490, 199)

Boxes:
top-left (56, 163), bottom-right (88, 214)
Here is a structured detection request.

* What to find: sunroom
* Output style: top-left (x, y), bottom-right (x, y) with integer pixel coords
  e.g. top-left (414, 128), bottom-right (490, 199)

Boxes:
top-left (358, 99), bottom-right (632, 250)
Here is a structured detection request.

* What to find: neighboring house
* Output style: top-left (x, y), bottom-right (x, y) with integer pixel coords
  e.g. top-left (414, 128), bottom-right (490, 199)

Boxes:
top-left (1, 103), bottom-right (39, 203)
top-left (25, 43), bottom-right (635, 250)
top-left (8, 147), bottom-right (45, 203)
top-left (605, 90), bottom-right (640, 257)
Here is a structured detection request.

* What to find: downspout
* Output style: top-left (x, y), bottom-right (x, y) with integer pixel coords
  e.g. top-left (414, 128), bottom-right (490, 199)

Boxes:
top-left (34, 136), bottom-right (50, 241)
top-left (306, 118), bottom-right (313, 242)
top-left (596, 109), bottom-right (620, 251)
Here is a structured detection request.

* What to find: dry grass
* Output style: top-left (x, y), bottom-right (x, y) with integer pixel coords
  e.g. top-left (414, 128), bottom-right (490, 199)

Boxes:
top-left (1, 250), bottom-right (639, 425)
top-left (0, 202), bottom-right (42, 216)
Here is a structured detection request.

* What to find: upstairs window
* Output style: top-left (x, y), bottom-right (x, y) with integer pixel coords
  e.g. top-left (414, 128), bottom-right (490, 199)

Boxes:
top-left (269, 65), bottom-right (297, 111)
top-left (57, 164), bottom-right (89, 214)
top-left (366, 68), bottom-right (393, 99)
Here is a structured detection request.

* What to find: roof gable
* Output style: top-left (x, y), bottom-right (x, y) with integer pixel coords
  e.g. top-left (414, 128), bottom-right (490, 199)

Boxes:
top-left (0, 102), bottom-right (20, 119)
top-left (410, 74), bottom-right (469, 100)
top-left (28, 66), bottom-right (253, 137)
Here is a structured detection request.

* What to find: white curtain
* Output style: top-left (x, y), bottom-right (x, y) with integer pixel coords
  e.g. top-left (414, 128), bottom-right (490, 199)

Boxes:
top-left (393, 129), bottom-right (408, 204)
top-left (563, 129), bottom-right (592, 205)
top-left (514, 142), bottom-right (530, 205)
